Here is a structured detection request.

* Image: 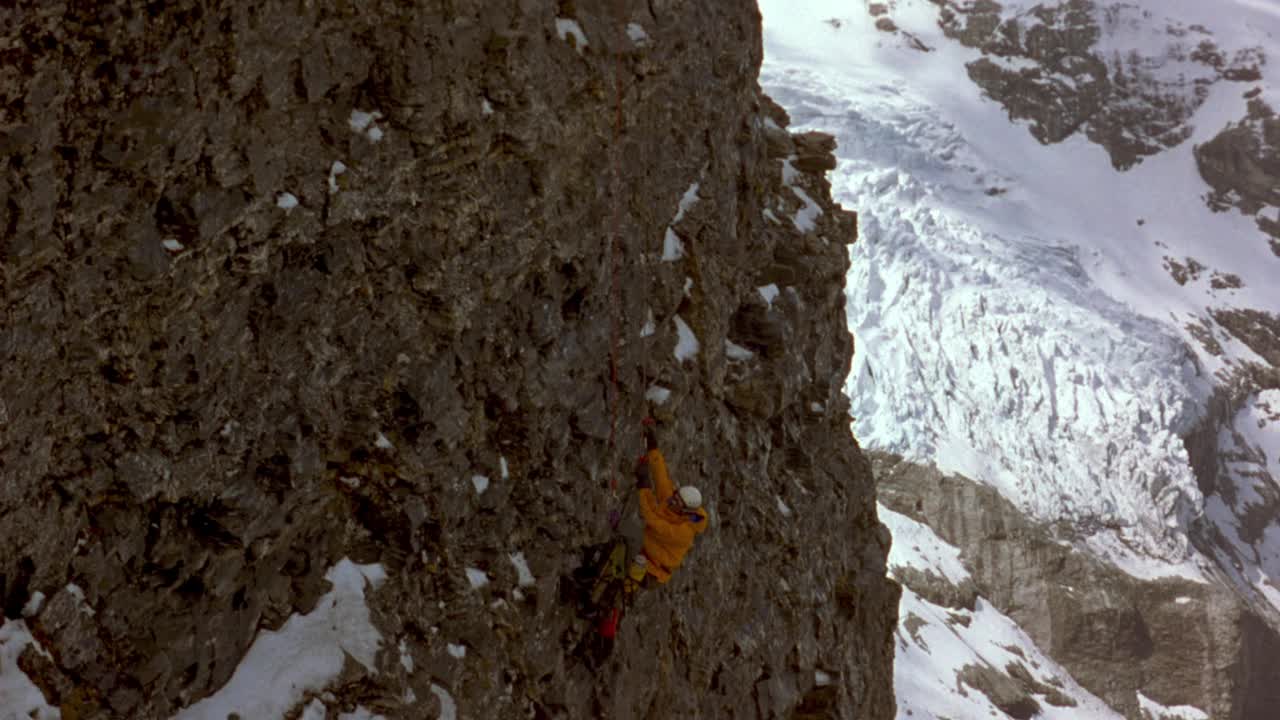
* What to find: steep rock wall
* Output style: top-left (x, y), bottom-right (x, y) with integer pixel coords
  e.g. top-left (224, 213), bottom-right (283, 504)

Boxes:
top-left (874, 452), bottom-right (1280, 720)
top-left (0, 1), bottom-right (897, 718)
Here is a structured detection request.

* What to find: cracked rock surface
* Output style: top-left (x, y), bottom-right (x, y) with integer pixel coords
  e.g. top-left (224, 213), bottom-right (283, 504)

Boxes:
top-left (0, 1), bottom-right (898, 718)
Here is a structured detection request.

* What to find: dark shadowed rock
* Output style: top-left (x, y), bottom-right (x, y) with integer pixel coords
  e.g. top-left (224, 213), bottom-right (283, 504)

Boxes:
top-left (0, 1), bottom-right (897, 718)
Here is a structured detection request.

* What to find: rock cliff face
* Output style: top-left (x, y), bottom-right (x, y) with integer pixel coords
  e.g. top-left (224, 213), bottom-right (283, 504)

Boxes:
top-left (0, 2), bottom-right (897, 718)
top-left (1195, 97), bottom-right (1280, 255)
top-left (874, 452), bottom-right (1280, 720)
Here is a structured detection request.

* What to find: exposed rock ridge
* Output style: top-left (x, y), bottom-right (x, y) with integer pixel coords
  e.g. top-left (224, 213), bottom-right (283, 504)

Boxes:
top-left (916, 0), bottom-right (1265, 170)
top-left (1194, 97), bottom-right (1280, 255)
top-left (0, 2), bottom-right (897, 718)
top-left (873, 451), bottom-right (1280, 720)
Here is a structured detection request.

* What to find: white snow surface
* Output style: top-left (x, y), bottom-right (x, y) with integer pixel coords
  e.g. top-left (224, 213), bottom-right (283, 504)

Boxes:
top-left (398, 637), bottom-right (414, 672)
top-left (173, 560), bottom-right (386, 720)
top-left (465, 567), bottom-right (489, 589)
top-left (645, 384), bottom-right (672, 404)
top-left (781, 157), bottom-right (822, 232)
top-left (65, 583), bottom-right (94, 616)
top-left (881, 508), bottom-right (1122, 719)
top-left (430, 684), bottom-right (457, 720)
top-left (761, 0), bottom-right (1280, 572)
top-left (509, 551), bottom-right (536, 587)
top-left (328, 160), bottom-right (347, 194)
top-left (661, 182), bottom-right (699, 260)
top-left (894, 586), bottom-right (1123, 720)
top-left (662, 227), bottom-right (685, 261)
top-left (348, 109), bottom-right (384, 142)
top-left (1137, 691), bottom-right (1210, 720)
top-left (879, 504), bottom-right (970, 586)
top-left (673, 315), bottom-right (699, 362)
top-left (776, 496), bottom-right (793, 517)
top-left (672, 181), bottom-right (700, 224)
top-left (725, 339), bottom-right (755, 361)
top-left (300, 699), bottom-right (326, 720)
top-left (626, 22), bottom-right (650, 47)
top-left (554, 18), bottom-right (588, 53)
top-left (0, 620), bottom-right (60, 720)
top-left (21, 591), bottom-right (46, 617)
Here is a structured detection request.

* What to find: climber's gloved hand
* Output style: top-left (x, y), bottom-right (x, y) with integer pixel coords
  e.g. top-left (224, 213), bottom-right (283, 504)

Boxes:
top-left (642, 417), bottom-right (659, 451)
top-left (634, 459), bottom-right (652, 490)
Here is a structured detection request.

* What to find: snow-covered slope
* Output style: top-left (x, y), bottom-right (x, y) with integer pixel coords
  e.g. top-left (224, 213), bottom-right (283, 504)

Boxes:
top-left (759, 0), bottom-right (1280, 588)
top-left (881, 505), bottom-right (1125, 719)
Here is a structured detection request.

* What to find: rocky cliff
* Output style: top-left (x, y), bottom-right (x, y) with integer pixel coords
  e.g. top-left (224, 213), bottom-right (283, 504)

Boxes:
top-left (0, 2), bottom-right (898, 718)
top-left (874, 452), bottom-right (1280, 720)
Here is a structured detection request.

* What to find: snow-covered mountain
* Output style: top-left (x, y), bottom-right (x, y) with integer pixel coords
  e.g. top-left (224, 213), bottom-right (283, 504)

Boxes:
top-left (760, 0), bottom-right (1280, 717)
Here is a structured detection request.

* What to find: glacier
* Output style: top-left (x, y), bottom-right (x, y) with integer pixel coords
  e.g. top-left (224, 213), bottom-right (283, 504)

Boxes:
top-left (760, 61), bottom-right (1211, 570)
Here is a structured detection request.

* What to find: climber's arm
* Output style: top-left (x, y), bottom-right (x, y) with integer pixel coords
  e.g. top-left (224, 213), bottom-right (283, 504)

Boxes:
top-left (647, 448), bottom-right (674, 502)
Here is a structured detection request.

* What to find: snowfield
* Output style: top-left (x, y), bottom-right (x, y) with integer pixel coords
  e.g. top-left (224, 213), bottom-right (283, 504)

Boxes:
top-left (881, 506), bottom-right (1128, 719)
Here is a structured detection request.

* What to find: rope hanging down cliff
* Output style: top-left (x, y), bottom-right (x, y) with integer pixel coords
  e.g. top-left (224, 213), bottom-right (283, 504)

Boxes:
top-left (605, 5), bottom-right (626, 495)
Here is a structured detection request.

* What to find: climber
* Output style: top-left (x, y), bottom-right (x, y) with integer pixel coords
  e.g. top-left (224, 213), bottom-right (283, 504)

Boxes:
top-left (624, 423), bottom-right (709, 595)
top-left (565, 421), bottom-right (709, 669)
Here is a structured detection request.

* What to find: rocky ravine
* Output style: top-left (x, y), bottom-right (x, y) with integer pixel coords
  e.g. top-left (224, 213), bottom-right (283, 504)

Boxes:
top-left (0, 2), bottom-right (898, 718)
top-left (874, 452), bottom-right (1280, 720)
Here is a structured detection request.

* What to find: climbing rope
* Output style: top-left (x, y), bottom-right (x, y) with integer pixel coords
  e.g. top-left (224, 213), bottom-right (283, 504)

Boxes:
top-left (605, 2), bottom-right (627, 493)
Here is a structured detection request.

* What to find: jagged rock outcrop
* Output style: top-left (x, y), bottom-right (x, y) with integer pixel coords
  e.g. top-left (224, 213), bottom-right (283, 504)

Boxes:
top-left (914, 0), bottom-right (1266, 170)
top-left (1195, 97), bottom-right (1280, 255)
top-left (0, 2), bottom-right (898, 718)
top-left (873, 452), bottom-right (1280, 720)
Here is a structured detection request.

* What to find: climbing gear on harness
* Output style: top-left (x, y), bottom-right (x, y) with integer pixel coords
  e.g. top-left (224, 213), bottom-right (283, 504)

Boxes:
top-left (622, 554), bottom-right (647, 595)
top-left (566, 536), bottom-right (637, 668)
top-left (588, 540), bottom-right (630, 609)
top-left (598, 606), bottom-right (621, 640)
top-left (628, 553), bottom-right (647, 581)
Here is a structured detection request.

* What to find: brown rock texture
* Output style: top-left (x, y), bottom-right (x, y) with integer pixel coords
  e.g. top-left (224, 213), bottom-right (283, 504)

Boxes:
top-left (874, 452), bottom-right (1280, 720)
top-left (1195, 97), bottom-right (1280, 256)
top-left (0, 1), bottom-right (897, 718)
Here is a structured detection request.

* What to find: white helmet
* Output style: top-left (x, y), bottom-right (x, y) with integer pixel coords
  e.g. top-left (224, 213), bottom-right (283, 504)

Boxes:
top-left (677, 486), bottom-right (703, 509)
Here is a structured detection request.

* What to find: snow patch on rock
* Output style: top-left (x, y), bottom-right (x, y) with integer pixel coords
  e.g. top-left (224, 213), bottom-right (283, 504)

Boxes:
top-left (1137, 691), bottom-right (1210, 720)
top-left (0, 620), bottom-right (59, 720)
top-left (673, 316), bottom-right (699, 362)
top-left (172, 560), bottom-right (386, 720)
top-left (554, 18), bottom-right (588, 53)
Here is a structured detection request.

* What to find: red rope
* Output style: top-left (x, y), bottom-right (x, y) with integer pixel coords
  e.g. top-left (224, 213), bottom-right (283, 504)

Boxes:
top-left (605, 2), bottom-right (626, 477)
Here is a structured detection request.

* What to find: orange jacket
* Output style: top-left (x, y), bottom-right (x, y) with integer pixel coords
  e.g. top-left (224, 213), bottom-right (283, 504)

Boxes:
top-left (637, 449), bottom-right (708, 583)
